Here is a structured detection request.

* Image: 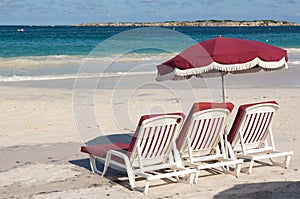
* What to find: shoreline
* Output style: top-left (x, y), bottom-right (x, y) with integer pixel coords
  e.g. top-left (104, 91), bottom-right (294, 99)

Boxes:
top-left (1, 66), bottom-right (299, 89)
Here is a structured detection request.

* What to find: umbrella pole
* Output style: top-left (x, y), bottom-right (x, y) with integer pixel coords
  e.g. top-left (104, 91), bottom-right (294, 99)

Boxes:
top-left (221, 73), bottom-right (225, 102)
top-left (221, 73), bottom-right (229, 159)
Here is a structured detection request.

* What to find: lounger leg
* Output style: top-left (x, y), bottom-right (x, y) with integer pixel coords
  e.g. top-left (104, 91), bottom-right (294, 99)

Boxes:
top-left (188, 172), bottom-right (196, 185)
top-left (89, 155), bottom-right (102, 174)
top-left (235, 163), bottom-right (242, 178)
top-left (248, 160), bottom-right (254, 175)
top-left (103, 150), bottom-right (137, 190)
top-left (101, 154), bottom-right (111, 177)
top-left (127, 169), bottom-right (137, 190)
top-left (121, 157), bottom-right (136, 190)
top-left (285, 155), bottom-right (292, 169)
top-left (144, 179), bottom-right (150, 195)
top-left (193, 171), bottom-right (200, 184)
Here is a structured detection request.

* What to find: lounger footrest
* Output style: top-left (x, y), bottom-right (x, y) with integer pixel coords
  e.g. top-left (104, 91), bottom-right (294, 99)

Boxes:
top-left (237, 151), bottom-right (293, 161)
top-left (137, 168), bottom-right (197, 181)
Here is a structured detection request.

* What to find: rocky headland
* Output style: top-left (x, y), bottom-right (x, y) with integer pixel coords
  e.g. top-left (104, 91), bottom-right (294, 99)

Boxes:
top-left (74, 20), bottom-right (299, 27)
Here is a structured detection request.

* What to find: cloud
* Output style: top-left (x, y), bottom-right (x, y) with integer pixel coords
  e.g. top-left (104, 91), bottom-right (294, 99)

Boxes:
top-left (199, 0), bottom-right (222, 5)
top-left (180, 2), bottom-right (193, 9)
top-left (267, 3), bottom-right (279, 9)
top-left (0, 0), bottom-right (29, 11)
top-left (145, 8), bottom-right (159, 13)
top-left (140, 0), bottom-right (156, 3)
top-left (287, 0), bottom-right (297, 3)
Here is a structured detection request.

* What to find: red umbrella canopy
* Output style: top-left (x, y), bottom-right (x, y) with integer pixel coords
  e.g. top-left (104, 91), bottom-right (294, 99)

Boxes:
top-left (156, 37), bottom-right (288, 80)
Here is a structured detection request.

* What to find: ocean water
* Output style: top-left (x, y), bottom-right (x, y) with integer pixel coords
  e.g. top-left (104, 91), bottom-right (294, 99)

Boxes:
top-left (0, 25), bottom-right (300, 82)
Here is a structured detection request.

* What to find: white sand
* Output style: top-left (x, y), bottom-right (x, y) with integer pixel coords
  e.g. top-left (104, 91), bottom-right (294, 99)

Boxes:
top-left (0, 72), bottom-right (299, 198)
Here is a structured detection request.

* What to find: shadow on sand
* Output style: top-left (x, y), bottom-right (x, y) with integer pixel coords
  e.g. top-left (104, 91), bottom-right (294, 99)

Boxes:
top-left (213, 181), bottom-right (300, 199)
top-left (69, 133), bottom-right (133, 170)
top-left (70, 133), bottom-right (134, 188)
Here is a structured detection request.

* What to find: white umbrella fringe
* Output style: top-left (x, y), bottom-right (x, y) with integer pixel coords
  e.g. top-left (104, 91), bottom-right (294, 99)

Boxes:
top-left (156, 57), bottom-right (287, 81)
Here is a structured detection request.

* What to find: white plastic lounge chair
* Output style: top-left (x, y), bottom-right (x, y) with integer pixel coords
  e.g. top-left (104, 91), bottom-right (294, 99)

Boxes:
top-left (176, 102), bottom-right (243, 183)
top-left (81, 113), bottom-right (196, 195)
top-left (226, 101), bottom-right (293, 174)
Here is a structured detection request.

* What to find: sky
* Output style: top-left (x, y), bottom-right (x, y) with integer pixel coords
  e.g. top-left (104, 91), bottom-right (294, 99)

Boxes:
top-left (0, 0), bottom-right (299, 25)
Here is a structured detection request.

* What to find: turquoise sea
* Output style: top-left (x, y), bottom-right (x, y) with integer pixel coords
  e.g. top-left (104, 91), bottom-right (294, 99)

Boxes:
top-left (0, 26), bottom-right (299, 82)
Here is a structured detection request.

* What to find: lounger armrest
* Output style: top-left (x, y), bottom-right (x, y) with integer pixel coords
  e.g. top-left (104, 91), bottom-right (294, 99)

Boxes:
top-left (107, 149), bottom-right (128, 158)
top-left (106, 150), bottom-right (131, 165)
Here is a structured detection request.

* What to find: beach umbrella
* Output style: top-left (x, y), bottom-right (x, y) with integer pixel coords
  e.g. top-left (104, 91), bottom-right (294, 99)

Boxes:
top-left (156, 36), bottom-right (288, 101)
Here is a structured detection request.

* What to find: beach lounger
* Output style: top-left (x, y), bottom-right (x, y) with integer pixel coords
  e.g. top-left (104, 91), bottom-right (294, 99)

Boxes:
top-left (81, 113), bottom-right (196, 195)
top-left (226, 101), bottom-right (293, 174)
top-left (176, 102), bottom-right (243, 183)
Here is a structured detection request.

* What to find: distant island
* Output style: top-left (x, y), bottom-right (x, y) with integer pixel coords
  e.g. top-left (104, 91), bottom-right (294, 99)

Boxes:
top-left (74, 20), bottom-right (299, 27)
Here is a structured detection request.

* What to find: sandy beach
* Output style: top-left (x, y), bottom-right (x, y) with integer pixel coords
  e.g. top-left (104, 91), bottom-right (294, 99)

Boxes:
top-left (0, 69), bottom-right (299, 198)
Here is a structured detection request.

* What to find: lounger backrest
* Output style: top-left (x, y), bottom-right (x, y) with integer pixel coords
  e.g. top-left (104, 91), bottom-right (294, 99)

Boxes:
top-left (177, 102), bottom-right (234, 156)
top-left (228, 101), bottom-right (279, 149)
top-left (127, 113), bottom-right (185, 166)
